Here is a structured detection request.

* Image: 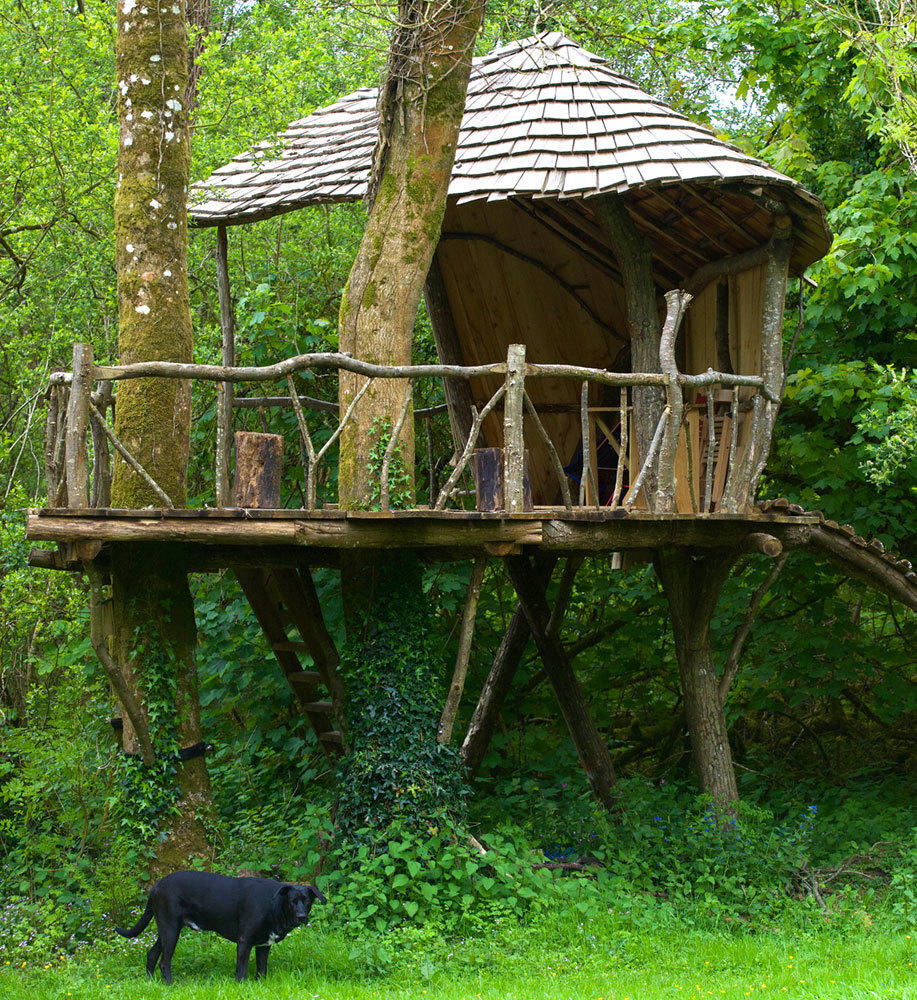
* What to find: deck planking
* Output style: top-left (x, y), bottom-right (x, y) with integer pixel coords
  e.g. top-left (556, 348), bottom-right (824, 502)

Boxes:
top-left (27, 507), bottom-right (816, 568)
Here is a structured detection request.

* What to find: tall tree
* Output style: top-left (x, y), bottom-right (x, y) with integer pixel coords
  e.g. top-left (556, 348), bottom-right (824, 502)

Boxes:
top-left (335, 0), bottom-right (485, 837)
top-left (110, 0), bottom-right (212, 867)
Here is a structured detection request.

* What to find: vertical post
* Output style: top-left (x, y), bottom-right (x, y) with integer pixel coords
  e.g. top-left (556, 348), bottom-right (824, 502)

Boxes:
top-left (215, 223), bottom-right (235, 507)
top-left (425, 414), bottom-right (435, 505)
top-left (703, 386), bottom-right (715, 513)
top-left (654, 290), bottom-right (692, 513)
top-left (438, 556), bottom-right (487, 744)
top-left (65, 343), bottom-right (93, 508)
top-left (90, 380), bottom-right (113, 508)
top-left (44, 385), bottom-right (61, 504)
top-left (720, 387), bottom-right (742, 511)
top-left (609, 386), bottom-right (627, 511)
top-left (53, 386), bottom-right (69, 505)
top-left (503, 343), bottom-right (526, 514)
top-left (747, 216), bottom-right (793, 495)
top-left (579, 381), bottom-right (590, 507)
top-left (287, 374), bottom-right (317, 509)
top-left (424, 253), bottom-right (474, 453)
top-left (505, 554), bottom-right (618, 812)
top-left (461, 554), bottom-right (558, 775)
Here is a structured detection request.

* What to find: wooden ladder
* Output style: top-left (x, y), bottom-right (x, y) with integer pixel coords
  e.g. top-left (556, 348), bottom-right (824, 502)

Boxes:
top-left (234, 566), bottom-right (346, 760)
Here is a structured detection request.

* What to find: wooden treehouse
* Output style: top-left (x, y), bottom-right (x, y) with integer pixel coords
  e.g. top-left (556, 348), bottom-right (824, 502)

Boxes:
top-left (28, 34), bottom-right (917, 771)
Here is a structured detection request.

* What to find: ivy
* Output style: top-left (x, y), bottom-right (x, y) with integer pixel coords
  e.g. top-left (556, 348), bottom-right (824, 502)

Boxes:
top-left (336, 551), bottom-right (468, 843)
top-left (363, 417), bottom-right (414, 510)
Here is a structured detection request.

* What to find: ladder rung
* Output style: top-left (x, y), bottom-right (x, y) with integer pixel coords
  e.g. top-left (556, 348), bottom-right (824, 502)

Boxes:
top-left (319, 730), bottom-right (343, 746)
top-left (287, 670), bottom-right (322, 686)
top-left (273, 640), bottom-right (309, 653)
top-left (302, 700), bottom-right (333, 714)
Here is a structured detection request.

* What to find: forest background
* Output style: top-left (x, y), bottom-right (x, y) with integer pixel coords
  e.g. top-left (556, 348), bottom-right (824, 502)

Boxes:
top-left (0, 0), bottom-right (914, 996)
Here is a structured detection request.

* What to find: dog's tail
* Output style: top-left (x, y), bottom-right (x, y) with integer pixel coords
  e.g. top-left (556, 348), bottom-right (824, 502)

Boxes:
top-left (115, 897), bottom-right (154, 938)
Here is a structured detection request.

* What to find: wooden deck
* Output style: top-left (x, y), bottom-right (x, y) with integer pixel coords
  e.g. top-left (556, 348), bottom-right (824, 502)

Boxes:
top-left (27, 506), bottom-right (817, 570)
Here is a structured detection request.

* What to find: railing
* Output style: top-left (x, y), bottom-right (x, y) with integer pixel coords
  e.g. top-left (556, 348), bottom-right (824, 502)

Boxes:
top-left (44, 299), bottom-right (775, 517)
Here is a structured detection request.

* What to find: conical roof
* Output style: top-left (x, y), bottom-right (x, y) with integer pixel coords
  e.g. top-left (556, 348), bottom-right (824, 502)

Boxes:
top-left (190, 31), bottom-right (830, 271)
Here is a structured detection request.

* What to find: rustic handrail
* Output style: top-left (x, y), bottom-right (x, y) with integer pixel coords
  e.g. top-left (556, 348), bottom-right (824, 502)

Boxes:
top-left (232, 394), bottom-right (449, 417)
top-left (45, 331), bottom-right (771, 516)
top-left (49, 354), bottom-right (506, 385)
top-left (47, 352), bottom-right (775, 402)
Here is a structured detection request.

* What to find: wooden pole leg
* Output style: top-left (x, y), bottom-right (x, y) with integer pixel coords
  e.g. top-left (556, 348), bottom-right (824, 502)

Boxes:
top-left (439, 556), bottom-right (487, 744)
top-left (461, 553), bottom-right (557, 775)
top-left (505, 554), bottom-right (618, 811)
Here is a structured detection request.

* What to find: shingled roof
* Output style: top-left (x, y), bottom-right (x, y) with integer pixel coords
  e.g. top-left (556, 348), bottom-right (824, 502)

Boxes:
top-left (189, 32), bottom-right (830, 269)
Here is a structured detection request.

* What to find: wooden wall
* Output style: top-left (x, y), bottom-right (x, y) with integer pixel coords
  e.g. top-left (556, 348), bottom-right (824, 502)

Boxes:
top-left (437, 199), bottom-right (628, 503)
top-left (685, 263), bottom-right (766, 377)
top-left (434, 197), bottom-right (767, 508)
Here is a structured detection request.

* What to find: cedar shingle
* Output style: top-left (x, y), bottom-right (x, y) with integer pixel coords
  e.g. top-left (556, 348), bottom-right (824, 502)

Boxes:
top-left (189, 31), bottom-right (829, 269)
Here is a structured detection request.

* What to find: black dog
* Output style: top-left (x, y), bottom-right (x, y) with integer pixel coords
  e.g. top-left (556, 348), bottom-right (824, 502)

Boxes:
top-left (115, 870), bottom-right (326, 983)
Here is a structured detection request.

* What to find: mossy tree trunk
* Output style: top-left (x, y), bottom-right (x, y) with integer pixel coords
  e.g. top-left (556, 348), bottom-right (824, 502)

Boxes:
top-left (335, 0), bottom-right (485, 840)
top-left (337, 0), bottom-right (484, 509)
top-left (110, 0), bottom-right (211, 868)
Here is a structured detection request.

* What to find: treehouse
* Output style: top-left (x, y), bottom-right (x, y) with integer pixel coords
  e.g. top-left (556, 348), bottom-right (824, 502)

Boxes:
top-left (189, 30), bottom-right (832, 518)
top-left (29, 32), bottom-right (916, 783)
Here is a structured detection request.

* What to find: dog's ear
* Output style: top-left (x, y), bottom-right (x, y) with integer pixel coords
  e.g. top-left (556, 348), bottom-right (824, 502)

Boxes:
top-left (277, 884), bottom-right (293, 897)
top-left (307, 885), bottom-right (327, 904)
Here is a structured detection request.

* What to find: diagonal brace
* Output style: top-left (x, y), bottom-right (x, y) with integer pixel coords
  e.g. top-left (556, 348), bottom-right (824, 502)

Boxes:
top-left (505, 554), bottom-right (618, 811)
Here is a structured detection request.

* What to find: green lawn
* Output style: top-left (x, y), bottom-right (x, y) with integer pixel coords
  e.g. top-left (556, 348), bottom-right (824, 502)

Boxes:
top-left (1, 916), bottom-right (912, 1000)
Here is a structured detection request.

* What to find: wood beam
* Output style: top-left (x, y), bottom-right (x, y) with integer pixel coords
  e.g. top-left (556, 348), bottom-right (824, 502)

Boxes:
top-left (439, 556), bottom-right (487, 744)
top-left (461, 554), bottom-right (557, 775)
top-left (215, 223), bottom-right (235, 507)
top-left (423, 252), bottom-right (474, 451)
top-left (27, 510), bottom-right (817, 555)
top-left (808, 526), bottom-right (917, 613)
top-left (644, 188), bottom-right (734, 256)
top-left (539, 517), bottom-right (812, 551)
top-left (505, 553), bottom-right (617, 811)
top-left (509, 197), bottom-right (625, 284)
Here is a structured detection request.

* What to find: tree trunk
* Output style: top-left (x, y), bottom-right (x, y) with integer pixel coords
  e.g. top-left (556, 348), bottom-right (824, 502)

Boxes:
top-left (593, 194), bottom-right (662, 502)
top-left (110, 0), bottom-right (211, 866)
top-left (334, 0), bottom-right (485, 842)
top-left (337, 0), bottom-right (484, 508)
top-left (654, 549), bottom-right (740, 807)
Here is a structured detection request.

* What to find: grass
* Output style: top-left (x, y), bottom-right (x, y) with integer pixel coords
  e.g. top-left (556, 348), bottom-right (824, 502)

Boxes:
top-left (0, 911), bottom-right (912, 1000)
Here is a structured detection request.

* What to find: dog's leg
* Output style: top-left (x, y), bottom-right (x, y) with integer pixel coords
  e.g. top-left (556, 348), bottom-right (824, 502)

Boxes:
top-left (255, 945), bottom-right (270, 978)
top-left (146, 938), bottom-right (163, 977)
top-left (235, 941), bottom-right (252, 981)
top-left (158, 926), bottom-right (181, 986)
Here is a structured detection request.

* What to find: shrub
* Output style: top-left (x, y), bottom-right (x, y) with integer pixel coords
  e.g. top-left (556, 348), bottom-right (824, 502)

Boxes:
top-left (325, 823), bottom-right (553, 937)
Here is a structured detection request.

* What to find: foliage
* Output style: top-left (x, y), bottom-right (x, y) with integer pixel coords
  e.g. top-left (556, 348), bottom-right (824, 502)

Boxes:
top-left (326, 825), bottom-right (552, 945)
top-left (823, 0), bottom-right (917, 174)
top-left (361, 417), bottom-right (414, 510)
top-left (853, 365), bottom-right (917, 488)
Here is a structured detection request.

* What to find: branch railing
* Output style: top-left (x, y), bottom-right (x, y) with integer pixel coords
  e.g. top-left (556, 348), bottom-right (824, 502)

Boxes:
top-left (45, 325), bottom-right (774, 516)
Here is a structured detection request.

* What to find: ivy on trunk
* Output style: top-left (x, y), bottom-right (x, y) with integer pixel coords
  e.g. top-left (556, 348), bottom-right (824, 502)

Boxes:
top-left (334, 0), bottom-right (485, 842)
